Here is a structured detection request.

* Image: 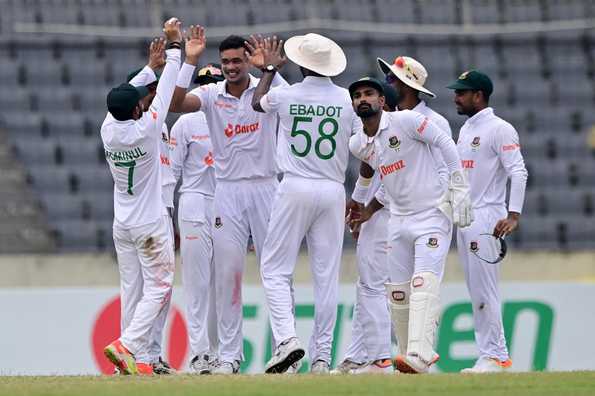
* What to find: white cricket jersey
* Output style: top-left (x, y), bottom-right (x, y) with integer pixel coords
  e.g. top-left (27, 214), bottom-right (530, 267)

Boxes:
top-left (457, 107), bottom-right (528, 213)
top-left (412, 101), bottom-right (452, 189)
top-left (101, 48), bottom-right (180, 227)
top-left (189, 74), bottom-right (288, 181)
top-left (170, 111), bottom-right (216, 197)
top-left (260, 76), bottom-right (362, 184)
top-left (349, 110), bottom-right (462, 216)
top-left (127, 65), bottom-right (176, 209)
top-left (159, 124), bottom-right (176, 209)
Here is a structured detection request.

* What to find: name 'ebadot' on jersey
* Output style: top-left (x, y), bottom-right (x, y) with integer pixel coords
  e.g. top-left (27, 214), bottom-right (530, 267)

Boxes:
top-left (101, 49), bottom-right (180, 227)
top-left (260, 76), bottom-right (362, 183)
top-left (457, 107), bottom-right (528, 212)
top-left (350, 109), bottom-right (463, 216)
top-left (189, 75), bottom-right (285, 181)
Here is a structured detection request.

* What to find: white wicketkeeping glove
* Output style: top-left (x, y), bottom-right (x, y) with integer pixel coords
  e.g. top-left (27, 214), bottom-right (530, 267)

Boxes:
top-left (438, 170), bottom-right (474, 228)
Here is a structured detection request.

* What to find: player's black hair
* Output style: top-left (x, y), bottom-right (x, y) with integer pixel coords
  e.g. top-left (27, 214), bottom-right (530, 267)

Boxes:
top-left (219, 35), bottom-right (248, 53)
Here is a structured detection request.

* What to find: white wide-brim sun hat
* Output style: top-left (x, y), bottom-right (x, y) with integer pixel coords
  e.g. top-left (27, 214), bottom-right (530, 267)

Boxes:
top-left (284, 33), bottom-right (347, 77)
top-left (377, 56), bottom-right (436, 98)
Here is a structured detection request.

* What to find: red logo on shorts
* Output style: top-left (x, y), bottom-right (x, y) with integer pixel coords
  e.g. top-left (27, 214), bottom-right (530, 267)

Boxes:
top-left (90, 295), bottom-right (188, 374)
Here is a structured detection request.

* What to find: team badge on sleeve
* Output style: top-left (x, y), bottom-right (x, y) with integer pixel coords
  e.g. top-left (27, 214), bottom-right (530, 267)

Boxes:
top-left (388, 135), bottom-right (401, 150)
top-left (215, 217), bottom-right (223, 229)
top-left (470, 241), bottom-right (479, 252)
top-left (471, 136), bottom-right (481, 149)
top-left (426, 237), bottom-right (439, 248)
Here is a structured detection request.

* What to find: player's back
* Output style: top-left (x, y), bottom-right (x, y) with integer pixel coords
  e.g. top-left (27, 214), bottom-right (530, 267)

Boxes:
top-left (273, 76), bottom-right (359, 184)
top-left (101, 112), bottom-right (164, 228)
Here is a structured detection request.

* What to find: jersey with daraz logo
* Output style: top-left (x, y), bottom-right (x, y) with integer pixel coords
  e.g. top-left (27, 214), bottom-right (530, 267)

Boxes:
top-left (350, 110), bottom-right (458, 216)
top-left (189, 74), bottom-right (288, 181)
top-left (169, 111), bottom-right (216, 197)
top-left (456, 107), bottom-right (528, 213)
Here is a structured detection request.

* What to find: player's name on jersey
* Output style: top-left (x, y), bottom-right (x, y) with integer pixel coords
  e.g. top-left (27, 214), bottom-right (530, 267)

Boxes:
top-left (289, 104), bottom-right (343, 118)
top-left (104, 147), bottom-right (147, 162)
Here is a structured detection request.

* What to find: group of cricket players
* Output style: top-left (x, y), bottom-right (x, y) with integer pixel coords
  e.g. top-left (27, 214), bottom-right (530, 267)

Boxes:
top-left (100, 17), bottom-right (528, 376)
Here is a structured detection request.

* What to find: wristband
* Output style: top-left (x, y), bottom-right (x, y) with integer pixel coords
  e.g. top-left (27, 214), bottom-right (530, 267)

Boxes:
top-left (351, 176), bottom-right (372, 204)
top-left (167, 41), bottom-right (182, 50)
top-left (176, 62), bottom-right (196, 89)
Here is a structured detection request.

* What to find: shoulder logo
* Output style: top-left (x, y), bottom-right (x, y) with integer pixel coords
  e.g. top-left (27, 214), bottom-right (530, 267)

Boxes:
top-left (470, 241), bottom-right (479, 252)
top-left (471, 136), bottom-right (480, 149)
top-left (214, 217), bottom-right (223, 229)
top-left (388, 135), bottom-right (400, 150)
top-left (426, 237), bottom-right (439, 248)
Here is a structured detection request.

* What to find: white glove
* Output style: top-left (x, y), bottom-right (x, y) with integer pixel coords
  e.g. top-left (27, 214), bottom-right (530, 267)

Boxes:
top-left (438, 170), bottom-right (474, 228)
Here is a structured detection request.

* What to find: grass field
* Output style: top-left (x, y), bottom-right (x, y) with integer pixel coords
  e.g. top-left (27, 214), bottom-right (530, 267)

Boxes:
top-left (1, 372), bottom-right (594, 396)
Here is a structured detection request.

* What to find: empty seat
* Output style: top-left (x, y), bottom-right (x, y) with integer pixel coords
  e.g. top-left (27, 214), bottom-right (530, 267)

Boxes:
top-left (39, 193), bottom-right (85, 221)
top-left (517, 216), bottom-right (560, 249)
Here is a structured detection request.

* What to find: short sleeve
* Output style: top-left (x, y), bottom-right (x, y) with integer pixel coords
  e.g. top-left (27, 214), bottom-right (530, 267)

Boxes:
top-left (260, 85), bottom-right (285, 113)
top-left (189, 83), bottom-right (214, 113)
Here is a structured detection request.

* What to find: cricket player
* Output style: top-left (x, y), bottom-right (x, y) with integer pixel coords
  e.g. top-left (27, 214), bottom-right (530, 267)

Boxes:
top-left (170, 27), bottom-right (288, 374)
top-left (124, 39), bottom-right (178, 375)
top-left (447, 70), bottom-right (528, 373)
top-left (348, 77), bottom-right (473, 374)
top-left (102, 18), bottom-right (182, 376)
top-left (333, 83), bottom-right (398, 375)
top-left (170, 64), bottom-right (223, 374)
top-left (250, 33), bottom-right (359, 374)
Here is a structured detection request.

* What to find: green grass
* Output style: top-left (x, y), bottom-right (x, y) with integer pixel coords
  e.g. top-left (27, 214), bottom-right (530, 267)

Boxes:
top-left (1, 372), bottom-right (594, 396)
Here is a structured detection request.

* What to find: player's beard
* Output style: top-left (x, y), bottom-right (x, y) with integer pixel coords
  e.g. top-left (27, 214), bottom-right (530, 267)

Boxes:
top-left (356, 103), bottom-right (380, 118)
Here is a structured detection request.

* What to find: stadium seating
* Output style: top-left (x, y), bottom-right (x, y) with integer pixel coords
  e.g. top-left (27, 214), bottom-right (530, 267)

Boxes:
top-left (1, 0), bottom-right (594, 251)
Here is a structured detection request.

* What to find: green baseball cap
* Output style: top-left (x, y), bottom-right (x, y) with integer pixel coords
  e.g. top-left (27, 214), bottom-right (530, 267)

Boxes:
top-left (348, 77), bottom-right (385, 98)
top-left (447, 70), bottom-right (493, 97)
top-left (107, 83), bottom-right (149, 120)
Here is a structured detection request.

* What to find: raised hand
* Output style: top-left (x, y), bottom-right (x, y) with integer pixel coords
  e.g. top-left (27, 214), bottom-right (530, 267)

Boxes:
top-left (148, 37), bottom-right (166, 70)
top-left (245, 34), bottom-right (266, 69)
top-left (184, 24), bottom-right (206, 65)
top-left (262, 36), bottom-right (286, 70)
top-left (163, 17), bottom-right (182, 43)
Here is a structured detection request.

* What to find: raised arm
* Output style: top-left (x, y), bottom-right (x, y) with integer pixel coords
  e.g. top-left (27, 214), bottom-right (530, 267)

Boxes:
top-left (148, 18), bottom-right (183, 129)
top-left (251, 36), bottom-right (287, 112)
top-left (170, 25), bottom-right (207, 113)
top-left (129, 37), bottom-right (165, 87)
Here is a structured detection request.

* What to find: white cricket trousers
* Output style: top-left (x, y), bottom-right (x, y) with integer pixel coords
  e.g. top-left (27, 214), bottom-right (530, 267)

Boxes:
top-left (344, 207), bottom-right (392, 363)
top-left (457, 205), bottom-right (509, 362)
top-left (261, 176), bottom-right (345, 364)
top-left (212, 177), bottom-right (278, 363)
top-left (388, 208), bottom-right (452, 283)
top-left (178, 193), bottom-right (218, 358)
top-left (113, 215), bottom-right (175, 364)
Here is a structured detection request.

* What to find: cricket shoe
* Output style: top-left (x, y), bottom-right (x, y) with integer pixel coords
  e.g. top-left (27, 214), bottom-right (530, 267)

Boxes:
top-left (212, 360), bottom-right (240, 375)
top-left (394, 353), bottom-right (439, 374)
top-left (190, 354), bottom-right (212, 375)
top-left (310, 360), bottom-right (330, 374)
top-left (330, 359), bottom-right (367, 375)
top-left (351, 359), bottom-right (393, 374)
top-left (137, 362), bottom-right (154, 376)
top-left (153, 357), bottom-right (176, 375)
top-left (104, 340), bottom-right (137, 375)
top-left (461, 357), bottom-right (512, 373)
top-left (265, 337), bottom-right (305, 374)
top-left (285, 359), bottom-right (302, 374)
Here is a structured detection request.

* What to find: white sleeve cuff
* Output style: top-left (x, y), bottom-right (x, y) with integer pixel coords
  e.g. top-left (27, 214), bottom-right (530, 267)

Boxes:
top-left (176, 62), bottom-right (196, 89)
top-left (260, 95), bottom-right (272, 113)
